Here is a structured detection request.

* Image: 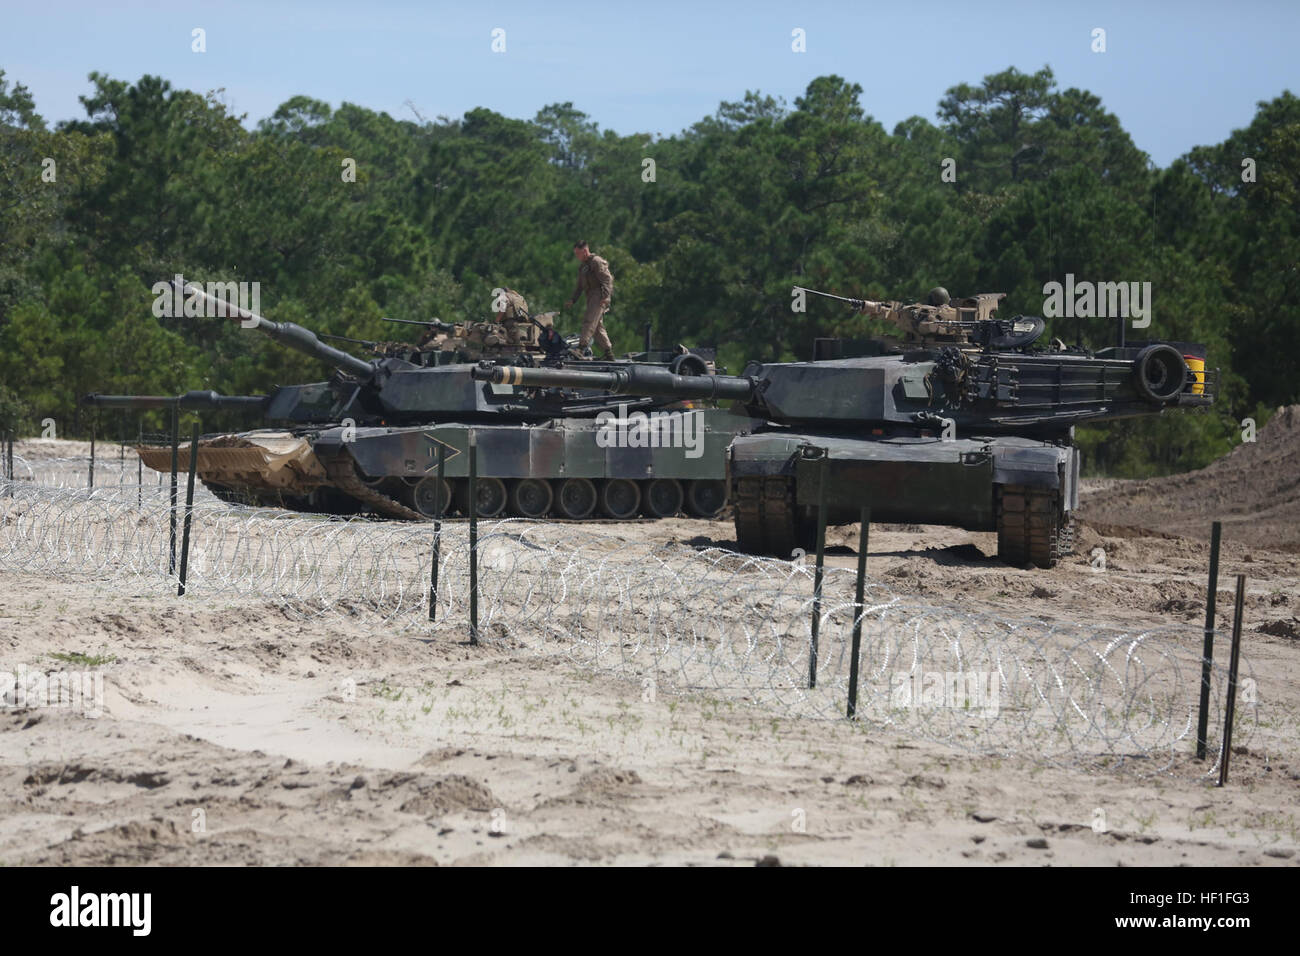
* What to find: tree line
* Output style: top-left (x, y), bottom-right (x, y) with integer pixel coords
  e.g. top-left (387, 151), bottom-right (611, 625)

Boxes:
top-left (0, 65), bottom-right (1295, 475)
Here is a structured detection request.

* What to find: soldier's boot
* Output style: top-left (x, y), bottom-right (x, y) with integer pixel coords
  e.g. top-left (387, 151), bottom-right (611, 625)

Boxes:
top-left (601, 349), bottom-right (615, 360)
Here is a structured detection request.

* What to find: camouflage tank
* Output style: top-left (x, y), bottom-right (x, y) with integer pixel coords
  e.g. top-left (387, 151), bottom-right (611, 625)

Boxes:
top-left (470, 287), bottom-right (1215, 566)
top-left (86, 281), bottom-right (745, 520)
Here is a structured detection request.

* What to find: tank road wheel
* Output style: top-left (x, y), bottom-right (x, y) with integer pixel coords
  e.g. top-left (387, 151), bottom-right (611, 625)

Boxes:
top-left (599, 478), bottom-right (641, 519)
top-left (454, 476), bottom-right (508, 518)
top-left (733, 476), bottom-right (815, 558)
top-left (996, 484), bottom-right (1074, 568)
top-left (685, 479), bottom-right (728, 518)
top-left (507, 478), bottom-right (554, 518)
top-left (554, 478), bottom-right (597, 519)
top-left (642, 478), bottom-right (684, 518)
top-left (404, 476), bottom-right (452, 518)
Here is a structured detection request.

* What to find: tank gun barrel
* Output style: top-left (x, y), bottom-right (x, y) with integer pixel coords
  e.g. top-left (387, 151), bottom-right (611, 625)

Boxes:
top-left (84, 390), bottom-right (269, 411)
top-left (174, 280), bottom-right (374, 379)
top-left (472, 363), bottom-right (754, 402)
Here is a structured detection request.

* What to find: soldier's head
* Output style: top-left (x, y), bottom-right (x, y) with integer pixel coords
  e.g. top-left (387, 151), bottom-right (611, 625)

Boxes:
top-left (926, 286), bottom-right (951, 307)
top-left (573, 240), bottom-right (591, 262)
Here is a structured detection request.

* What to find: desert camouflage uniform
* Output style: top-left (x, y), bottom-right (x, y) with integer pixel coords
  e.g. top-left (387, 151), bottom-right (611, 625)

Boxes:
top-left (494, 287), bottom-right (530, 345)
top-left (571, 255), bottom-right (614, 356)
top-left (494, 287), bottom-right (529, 323)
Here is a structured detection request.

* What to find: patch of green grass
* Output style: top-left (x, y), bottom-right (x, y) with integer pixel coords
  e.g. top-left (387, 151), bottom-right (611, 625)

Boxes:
top-left (371, 680), bottom-right (404, 701)
top-left (48, 650), bottom-right (117, 668)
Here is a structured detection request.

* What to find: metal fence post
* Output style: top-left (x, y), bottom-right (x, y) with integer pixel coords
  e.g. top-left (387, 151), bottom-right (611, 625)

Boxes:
top-left (168, 405), bottom-right (180, 574)
top-left (88, 413), bottom-right (96, 489)
top-left (809, 451), bottom-right (827, 689)
top-left (429, 443), bottom-right (446, 622)
top-left (1196, 521), bottom-right (1222, 759)
top-left (1217, 574), bottom-right (1247, 786)
top-left (847, 507), bottom-right (870, 718)
top-left (177, 422), bottom-right (200, 596)
top-left (468, 430), bottom-right (478, 645)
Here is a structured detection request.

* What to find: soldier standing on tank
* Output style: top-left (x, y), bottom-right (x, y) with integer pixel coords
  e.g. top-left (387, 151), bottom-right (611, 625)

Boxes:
top-left (563, 240), bottom-right (615, 359)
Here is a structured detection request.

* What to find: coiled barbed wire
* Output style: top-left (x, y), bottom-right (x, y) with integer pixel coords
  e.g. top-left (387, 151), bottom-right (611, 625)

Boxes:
top-left (0, 467), bottom-right (1261, 775)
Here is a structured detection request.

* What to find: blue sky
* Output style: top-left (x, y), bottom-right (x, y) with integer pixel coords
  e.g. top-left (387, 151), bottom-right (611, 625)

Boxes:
top-left (3, 0), bottom-right (1296, 166)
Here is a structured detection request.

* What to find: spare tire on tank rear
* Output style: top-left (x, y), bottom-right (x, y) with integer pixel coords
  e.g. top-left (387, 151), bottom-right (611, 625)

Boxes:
top-left (1133, 344), bottom-right (1188, 403)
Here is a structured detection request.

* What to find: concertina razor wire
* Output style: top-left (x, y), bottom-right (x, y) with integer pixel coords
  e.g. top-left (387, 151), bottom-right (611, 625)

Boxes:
top-left (0, 456), bottom-right (1259, 777)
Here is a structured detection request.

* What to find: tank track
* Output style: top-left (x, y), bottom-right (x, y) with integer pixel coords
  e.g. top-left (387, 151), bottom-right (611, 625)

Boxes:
top-left (734, 476), bottom-right (814, 558)
top-left (328, 466), bottom-right (725, 523)
top-left (212, 457), bottom-right (725, 523)
top-left (996, 484), bottom-right (1074, 568)
top-left (323, 458), bottom-right (426, 520)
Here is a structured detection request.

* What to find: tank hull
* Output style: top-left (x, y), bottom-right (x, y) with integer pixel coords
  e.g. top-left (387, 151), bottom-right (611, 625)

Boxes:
top-left (730, 429), bottom-right (1080, 567)
top-left (151, 408), bottom-right (752, 520)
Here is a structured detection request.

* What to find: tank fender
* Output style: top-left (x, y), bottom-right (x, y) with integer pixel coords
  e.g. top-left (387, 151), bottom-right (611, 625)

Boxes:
top-left (990, 442), bottom-right (1070, 490)
top-left (727, 434), bottom-right (804, 477)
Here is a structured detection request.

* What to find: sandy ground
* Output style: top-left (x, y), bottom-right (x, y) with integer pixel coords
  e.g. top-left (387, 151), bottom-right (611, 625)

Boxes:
top-left (1080, 405), bottom-right (1300, 553)
top-left (1, 436), bottom-right (1298, 866)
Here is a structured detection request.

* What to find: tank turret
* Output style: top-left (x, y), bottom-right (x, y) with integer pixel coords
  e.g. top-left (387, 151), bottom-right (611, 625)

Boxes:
top-left (475, 336), bottom-right (1212, 434)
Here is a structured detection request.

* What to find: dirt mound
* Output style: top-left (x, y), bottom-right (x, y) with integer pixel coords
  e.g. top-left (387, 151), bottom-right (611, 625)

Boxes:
top-left (1079, 406), bottom-right (1300, 552)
